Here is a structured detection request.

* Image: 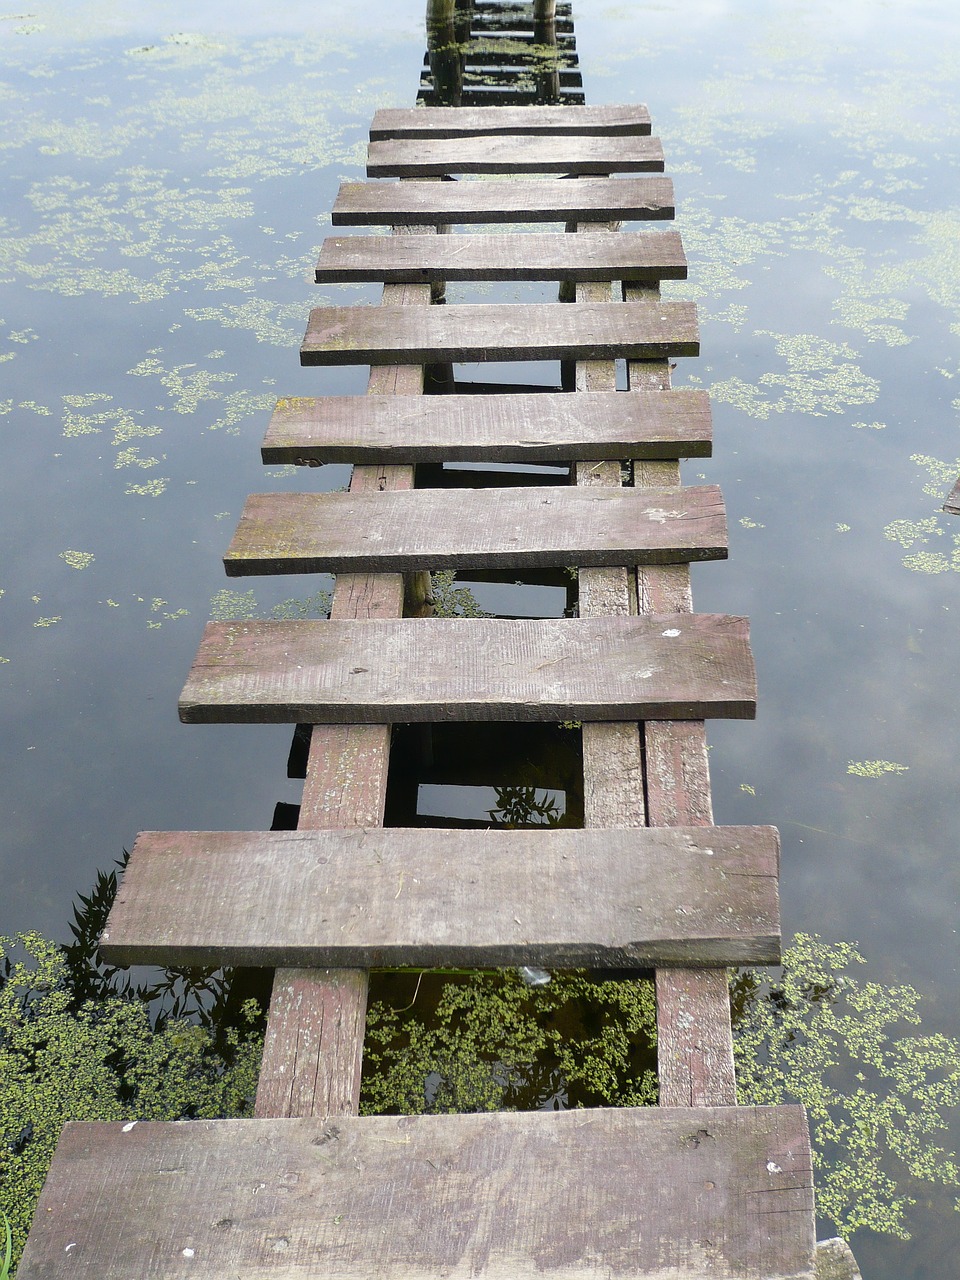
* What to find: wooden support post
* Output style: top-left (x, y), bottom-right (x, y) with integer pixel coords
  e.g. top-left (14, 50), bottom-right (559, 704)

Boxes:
top-left (533, 0), bottom-right (561, 105)
top-left (255, 244), bottom-right (434, 1120)
top-left (624, 279), bottom-right (738, 1108)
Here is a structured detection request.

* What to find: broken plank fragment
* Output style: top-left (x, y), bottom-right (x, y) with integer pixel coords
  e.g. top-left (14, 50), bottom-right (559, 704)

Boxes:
top-left (332, 176), bottom-right (674, 225)
top-left (944, 475), bottom-right (960, 515)
top-left (262, 389), bottom-right (711, 466)
top-left (369, 104), bottom-right (650, 138)
top-left (223, 484), bottom-right (728, 576)
top-left (300, 300), bottom-right (698, 366)
top-left (101, 824), bottom-right (781, 969)
top-left (19, 1106), bottom-right (816, 1280)
top-left (178, 614), bottom-right (756, 725)
top-left (315, 230), bottom-right (686, 284)
top-left (366, 133), bottom-right (664, 177)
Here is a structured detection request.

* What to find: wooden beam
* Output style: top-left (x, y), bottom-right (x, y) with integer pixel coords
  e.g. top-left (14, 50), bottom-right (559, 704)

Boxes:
top-left (222, 484), bottom-right (728, 576)
top-left (300, 300), bottom-right (698, 365)
top-left (18, 1107), bottom-right (816, 1280)
top-left (102, 824), bottom-right (781, 969)
top-left (315, 230), bottom-right (686, 283)
top-left (369, 104), bottom-right (648, 138)
top-left (944, 475), bottom-right (960, 514)
top-left (177, 614), bottom-right (757, 725)
top-left (366, 134), bottom-right (664, 177)
top-left (261, 389), bottom-right (711, 466)
top-left (332, 176), bottom-right (674, 225)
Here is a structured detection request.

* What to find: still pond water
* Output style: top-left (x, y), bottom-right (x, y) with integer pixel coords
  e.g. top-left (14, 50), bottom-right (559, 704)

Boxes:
top-left (2, 1), bottom-right (959, 1273)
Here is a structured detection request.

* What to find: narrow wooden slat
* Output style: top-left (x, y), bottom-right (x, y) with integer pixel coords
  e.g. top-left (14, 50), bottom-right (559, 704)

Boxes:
top-left (102, 825), bottom-right (781, 969)
top-left (369, 104), bottom-right (647, 138)
top-left (367, 134), bottom-right (664, 177)
top-left (261, 389), bottom-right (711, 466)
top-left (316, 230), bottom-right (686, 283)
top-left (332, 176), bottom-right (674, 225)
top-left (300, 300), bottom-right (698, 365)
top-left (223, 484), bottom-right (728, 576)
top-left (944, 475), bottom-right (960, 514)
top-left (422, 45), bottom-right (580, 69)
top-left (178, 614), bottom-right (756, 725)
top-left (255, 238), bottom-right (434, 1120)
top-left (18, 1107), bottom-right (816, 1280)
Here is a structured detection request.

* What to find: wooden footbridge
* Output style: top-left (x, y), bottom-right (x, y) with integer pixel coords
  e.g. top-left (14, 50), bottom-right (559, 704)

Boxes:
top-left (19, 4), bottom-right (864, 1277)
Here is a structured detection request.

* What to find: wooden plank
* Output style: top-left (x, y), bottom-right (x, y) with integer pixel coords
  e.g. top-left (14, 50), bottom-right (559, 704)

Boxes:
top-left (255, 227), bottom-right (435, 1119)
top-left (261, 389), bottom-right (712, 466)
top-left (300, 300), bottom-right (699, 365)
top-left (315, 230), bottom-right (686, 283)
top-left (369, 104), bottom-right (646, 138)
top-left (19, 1106), bottom-right (815, 1280)
top-left (101, 824), bottom-right (781, 969)
top-left (177, 614), bottom-right (756, 725)
top-left (422, 45), bottom-right (580, 68)
top-left (366, 134), bottom-right (664, 177)
top-left (331, 176), bottom-right (675, 225)
top-left (944, 475), bottom-right (960, 514)
top-left (222, 484), bottom-right (728, 576)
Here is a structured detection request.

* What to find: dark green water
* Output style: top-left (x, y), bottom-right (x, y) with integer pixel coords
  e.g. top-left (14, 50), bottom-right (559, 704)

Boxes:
top-left (2, 2), bottom-right (959, 1273)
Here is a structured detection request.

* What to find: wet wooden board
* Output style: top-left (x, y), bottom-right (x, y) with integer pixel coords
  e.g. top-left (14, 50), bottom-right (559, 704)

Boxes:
top-left (366, 134), bottom-right (664, 177)
top-left (422, 44), bottom-right (580, 68)
top-left (944, 475), bottom-right (960, 514)
top-left (315, 230), bottom-right (686, 283)
top-left (261, 390), bottom-right (712, 465)
top-left (101, 824), bottom-right (780, 969)
top-left (331, 176), bottom-right (674, 225)
top-left (222, 484), bottom-right (728, 576)
top-left (178, 614), bottom-right (756, 724)
top-left (19, 1106), bottom-right (816, 1280)
top-left (369, 104), bottom-right (647, 139)
top-left (300, 301), bottom-right (698, 365)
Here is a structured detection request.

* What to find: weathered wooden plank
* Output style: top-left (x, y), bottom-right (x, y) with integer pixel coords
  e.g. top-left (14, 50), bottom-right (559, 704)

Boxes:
top-left (102, 824), bottom-right (780, 969)
top-left (300, 300), bottom-right (698, 365)
top-left (261, 389), bottom-right (712, 466)
top-left (178, 614), bottom-right (756, 724)
top-left (20, 1107), bottom-right (815, 1280)
top-left (369, 104), bottom-right (646, 139)
top-left (223, 484), bottom-right (728, 576)
top-left (367, 134), bottom-right (664, 177)
top-left (332, 176), bottom-right (674, 225)
top-left (315, 230), bottom-right (686, 283)
top-left (944, 475), bottom-right (960, 514)
top-left (255, 231), bottom-right (434, 1120)
top-left (422, 44), bottom-right (580, 69)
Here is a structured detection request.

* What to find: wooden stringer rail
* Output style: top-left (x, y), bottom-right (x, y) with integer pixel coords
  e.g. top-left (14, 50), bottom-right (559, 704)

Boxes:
top-left (20, 11), bottom-right (842, 1280)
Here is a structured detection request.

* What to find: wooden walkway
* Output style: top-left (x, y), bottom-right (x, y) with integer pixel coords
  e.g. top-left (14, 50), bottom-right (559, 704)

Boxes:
top-left (18, 5), bottom-right (847, 1277)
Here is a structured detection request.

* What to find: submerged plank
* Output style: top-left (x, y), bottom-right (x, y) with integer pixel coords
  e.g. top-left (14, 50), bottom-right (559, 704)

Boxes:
top-left (315, 230), bottom-right (686, 283)
top-left (944, 475), bottom-right (960, 515)
top-left (300, 300), bottom-right (698, 365)
top-left (20, 1107), bottom-right (816, 1280)
top-left (367, 134), bottom-right (664, 177)
top-left (223, 484), bottom-right (728, 576)
top-left (369, 104), bottom-right (650, 138)
top-left (332, 176), bottom-right (674, 225)
top-left (178, 614), bottom-right (756, 724)
top-left (261, 389), bottom-right (712, 465)
top-left (101, 824), bottom-right (780, 969)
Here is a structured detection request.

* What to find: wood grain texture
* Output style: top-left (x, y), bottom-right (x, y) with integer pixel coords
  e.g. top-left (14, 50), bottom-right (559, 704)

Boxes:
top-left (178, 614), bottom-right (757, 725)
top-left (223, 484), bottom-right (728, 576)
top-left (261, 389), bottom-right (712, 466)
top-left (256, 243), bottom-right (433, 1121)
top-left (944, 475), bottom-right (960, 514)
top-left (367, 134), bottom-right (664, 177)
top-left (619, 285), bottom-right (742, 1107)
top-left (300, 301), bottom-right (698, 366)
top-left (20, 1106), bottom-right (816, 1280)
top-left (332, 176), bottom-right (675, 225)
top-left (369, 104), bottom-right (648, 138)
top-left (315, 230), bottom-right (686, 283)
top-left (102, 825), bottom-right (781, 969)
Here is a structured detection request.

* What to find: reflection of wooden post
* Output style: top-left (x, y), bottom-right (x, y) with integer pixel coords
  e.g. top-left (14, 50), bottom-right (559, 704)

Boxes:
top-left (534, 0), bottom-right (560, 105)
top-left (426, 0), bottom-right (462, 107)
